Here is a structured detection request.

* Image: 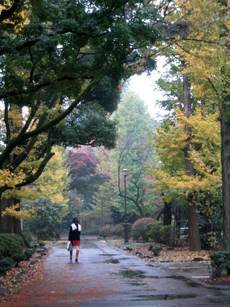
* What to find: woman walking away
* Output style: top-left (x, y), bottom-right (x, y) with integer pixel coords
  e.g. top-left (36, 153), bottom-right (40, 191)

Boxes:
top-left (68, 217), bottom-right (81, 262)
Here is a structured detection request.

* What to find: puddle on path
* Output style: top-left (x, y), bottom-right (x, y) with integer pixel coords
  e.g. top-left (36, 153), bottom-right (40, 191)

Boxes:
top-left (129, 281), bottom-right (148, 286)
top-left (113, 269), bottom-right (200, 289)
top-left (132, 294), bottom-right (196, 301)
top-left (105, 259), bottom-right (120, 264)
top-left (113, 269), bottom-right (186, 281)
top-left (99, 254), bottom-right (116, 256)
top-left (116, 269), bottom-right (146, 279)
top-left (186, 281), bottom-right (199, 287)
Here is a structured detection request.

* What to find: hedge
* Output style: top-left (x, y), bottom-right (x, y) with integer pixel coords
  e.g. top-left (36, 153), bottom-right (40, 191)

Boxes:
top-left (0, 233), bottom-right (24, 259)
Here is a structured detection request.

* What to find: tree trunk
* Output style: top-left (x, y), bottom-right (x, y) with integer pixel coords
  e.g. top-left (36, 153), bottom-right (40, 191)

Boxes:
top-left (221, 111), bottom-right (230, 249)
top-left (163, 201), bottom-right (172, 226)
top-left (187, 195), bottom-right (201, 251)
top-left (0, 197), bottom-right (29, 246)
top-left (183, 69), bottom-right (201, 251)
top-left (0, 197), bottom-right (14, 233)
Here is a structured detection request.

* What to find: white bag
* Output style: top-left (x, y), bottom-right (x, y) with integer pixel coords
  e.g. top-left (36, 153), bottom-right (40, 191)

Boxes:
top-left (67, 241), bottom-right (73, 251)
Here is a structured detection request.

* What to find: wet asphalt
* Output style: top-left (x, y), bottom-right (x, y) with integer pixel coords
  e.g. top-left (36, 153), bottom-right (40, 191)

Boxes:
top-left (2, 236), bottom-right (230, 306)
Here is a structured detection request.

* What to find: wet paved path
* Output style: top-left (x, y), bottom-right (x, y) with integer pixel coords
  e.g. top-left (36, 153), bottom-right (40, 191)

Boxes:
top-left (2, 237), bottom-right (230, 306)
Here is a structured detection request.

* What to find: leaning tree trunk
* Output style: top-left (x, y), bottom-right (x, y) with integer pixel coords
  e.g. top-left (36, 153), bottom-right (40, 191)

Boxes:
top-left (221, 108), bottom-right (230, 250)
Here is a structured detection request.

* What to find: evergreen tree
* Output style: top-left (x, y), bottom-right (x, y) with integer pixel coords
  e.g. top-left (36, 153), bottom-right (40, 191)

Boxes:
top-left (110, 92), bottom-right (159, 220)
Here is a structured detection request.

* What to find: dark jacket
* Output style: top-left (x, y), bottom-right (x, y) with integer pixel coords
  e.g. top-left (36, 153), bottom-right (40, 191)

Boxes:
top-left (68, 223), bottom-right (81, 241)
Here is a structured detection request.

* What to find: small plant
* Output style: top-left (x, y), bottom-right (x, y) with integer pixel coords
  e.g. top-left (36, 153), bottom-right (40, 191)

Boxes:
top-left (149, 244), bottom-right (162, 256)
top-left (209, 251), bottom-right (230, 277)
top-left (0, 257), bottom-right (16, 275)
top-left (24, 249), bottom-right (33, 260)
top-left (99, 225), bottom-right (111, 238)
top-left (39, 241), bottom-right (46, 247)
top-left (0, 233), bottom-right (24, 258)
top-left (12, 253), bottom-right (26, 265)
top-left (131, 218), bottom-right (158, 242)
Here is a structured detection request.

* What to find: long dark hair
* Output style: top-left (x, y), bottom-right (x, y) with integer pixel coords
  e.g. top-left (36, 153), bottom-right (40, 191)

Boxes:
top-left (72, 217), bottom-right (79, 224)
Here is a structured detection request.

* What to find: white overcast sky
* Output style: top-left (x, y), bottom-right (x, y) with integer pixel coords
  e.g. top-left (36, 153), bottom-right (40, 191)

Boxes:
top-left (127, 57), bottom-right (169, 120)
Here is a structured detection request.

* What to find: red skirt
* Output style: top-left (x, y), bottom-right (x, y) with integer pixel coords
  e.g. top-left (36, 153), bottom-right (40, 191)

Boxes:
top-left (71, 240), bottom-right (80, 247)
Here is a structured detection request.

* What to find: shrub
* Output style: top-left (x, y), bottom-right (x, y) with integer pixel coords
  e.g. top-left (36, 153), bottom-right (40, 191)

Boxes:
top-left (160, 225), bottom-right (174, 245)
top-left (209, 251), bottom-right (230, 277)
top-left (131, 218), bottom-right (158, 242)
top-left (24, 249), bottom-right (33, 261)
top-left (147, 223), bottom-right (178, 246)
top-left (111, 224), bottom-right (124, 238)
top-left (0, 257), bottom-right (16, 275)
top-left (0, 233), bottom-right (24, 259)
top-left (12, 253), bottom-right (26, 265)
top-left (146, 222), bottom-right (163, 243)
top-left (23, 227), bottom-right (33, 244)
top-left (99, 226), bottom-right (111, 238)
top-left (149, 244), bottom-right (162, 256)
top-left (26, 197), bottom-right (63, 240)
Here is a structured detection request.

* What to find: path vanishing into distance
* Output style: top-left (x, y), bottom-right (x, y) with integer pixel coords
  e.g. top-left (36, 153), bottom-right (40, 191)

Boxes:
top-left (1, 237), bottom-right (230, 306)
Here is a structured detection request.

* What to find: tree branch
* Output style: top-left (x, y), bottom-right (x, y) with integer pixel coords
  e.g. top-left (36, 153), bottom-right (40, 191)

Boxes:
top-left (0, 0), bottom-right (20, 23)
top-left (0, 80), bottom-right (95, 168)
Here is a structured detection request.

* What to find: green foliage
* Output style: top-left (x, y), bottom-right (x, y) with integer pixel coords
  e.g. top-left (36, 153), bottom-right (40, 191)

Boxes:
top-left (22, 227), bottom-right (33, 244)
top-left (159, 225), bottom-right (174, 245)
top-left (110, 92), bottom-right (160, 219)
top-left (131, 218), bottom-right (158, 242)
top-left (12, 253), bottom-right (26, 264)
top-left (0, 234), bottom-right (24, 259)
top-left (0, 257), bottom-right (16, 275)
top-left (198, 191), bottom-right (223, 249)
top-left (0, 0), bottom-right (160, 202)
top-left (146, 222), bottom-right (178, 246)
top-left (56, 104), bottom-right (118, 150)
top-left (111, 223), bottom-right (124, 238)
top-left (146, 222), bottom-right (163, 243)
top-left (209, 251), bottom-right (230, 277)
top-left (26, 198), bottom-right (63, 240)
top-left (149, 244), bottom-right (162, 256)
top-left (23, 249), bottom-right (33, 261)
top-left (99, 226), bottom-right (111, 238)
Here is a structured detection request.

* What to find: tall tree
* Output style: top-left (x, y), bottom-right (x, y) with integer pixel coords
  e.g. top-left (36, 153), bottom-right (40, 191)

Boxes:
top-left (170, 0), bottom-right (230, 249)
top-left (148, 105), bottom-right (221, 249)
top-left (148, 0), bottom-right (224, 250)
top-left (0, 0), bottom-right (161, 233)
top-left (110, 92), bottom-right (158, 220)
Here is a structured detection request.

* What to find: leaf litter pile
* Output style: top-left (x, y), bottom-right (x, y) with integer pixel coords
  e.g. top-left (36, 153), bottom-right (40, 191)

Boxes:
top-left (109, 240), bottom-right (211, 262)
top-left (0, 247), bottom-right (52, 303)
top-left (108, 239), bottom-right (230, 286)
